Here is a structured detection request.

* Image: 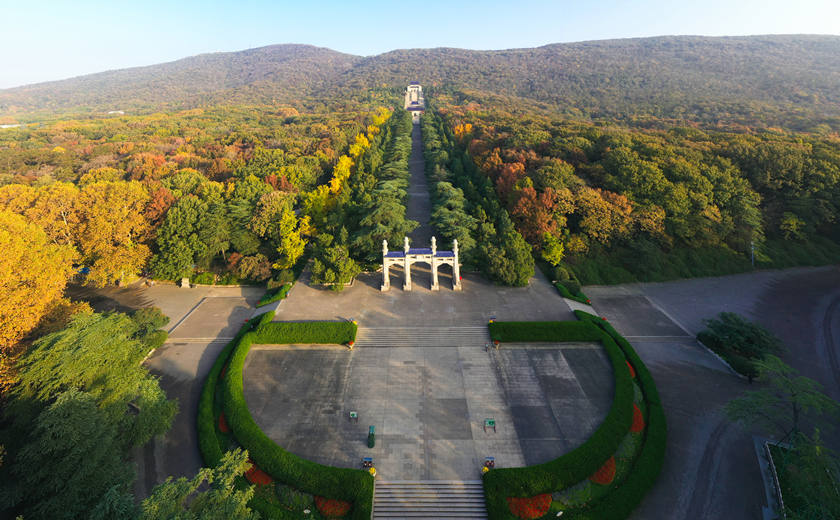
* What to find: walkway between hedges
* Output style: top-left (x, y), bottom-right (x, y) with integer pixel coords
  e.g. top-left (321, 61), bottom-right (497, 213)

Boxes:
top-left (406, 121), bottom-right (433, 246)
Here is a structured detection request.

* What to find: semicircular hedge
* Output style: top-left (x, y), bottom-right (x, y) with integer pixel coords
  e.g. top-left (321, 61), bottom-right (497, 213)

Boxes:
top-left (197, 311), bottom-right (371, 520)
top-left (485, 315), bottom-right (666, 519)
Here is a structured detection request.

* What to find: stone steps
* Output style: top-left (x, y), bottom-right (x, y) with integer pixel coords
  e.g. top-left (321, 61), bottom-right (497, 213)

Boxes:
top-left (374, 480), bottom-right (487, 519)
top-left (355, 327), bottom-right (490, 348)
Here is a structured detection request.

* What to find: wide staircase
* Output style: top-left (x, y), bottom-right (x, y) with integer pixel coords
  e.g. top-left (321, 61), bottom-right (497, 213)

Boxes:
top-left (374, 480), bottom-right (487, 519)
top-left (354, 326), bottom-right (490, 348)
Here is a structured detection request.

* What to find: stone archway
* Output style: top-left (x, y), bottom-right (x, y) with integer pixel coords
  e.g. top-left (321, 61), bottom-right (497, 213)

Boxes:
top-left (381, 236), bottom-right (461, 291)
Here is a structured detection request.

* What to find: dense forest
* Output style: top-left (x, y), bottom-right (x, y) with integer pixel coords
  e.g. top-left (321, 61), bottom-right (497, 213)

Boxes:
top-left (427, 90), bottom-right (840, 284)
top-left (4, 36), bottom-right (840, 131)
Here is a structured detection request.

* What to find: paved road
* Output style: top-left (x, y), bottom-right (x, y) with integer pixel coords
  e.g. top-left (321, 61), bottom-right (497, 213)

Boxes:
top-left (406, 121), bottom-right (433, 247)
top-left (586, 265), bottom-right (840, 519)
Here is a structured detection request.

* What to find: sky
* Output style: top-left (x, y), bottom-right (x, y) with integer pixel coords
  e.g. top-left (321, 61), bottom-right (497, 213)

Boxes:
top-left (1, 0), bottom-right (839, 89)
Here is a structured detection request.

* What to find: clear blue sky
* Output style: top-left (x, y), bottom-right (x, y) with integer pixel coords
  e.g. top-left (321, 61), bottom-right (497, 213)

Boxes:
top-left (1, 0), bottom-right (839, 89)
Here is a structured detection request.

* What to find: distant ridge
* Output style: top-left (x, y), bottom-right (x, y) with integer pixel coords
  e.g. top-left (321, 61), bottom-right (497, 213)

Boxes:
top-left (0, 44), bottom-right (361, 116)
top-left (3, 35), bottom-right (840, 128)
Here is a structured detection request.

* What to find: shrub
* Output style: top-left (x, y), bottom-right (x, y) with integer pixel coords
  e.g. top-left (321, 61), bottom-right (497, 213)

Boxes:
top-left (235, 254), bottom-right (272, 282)
top-left (554, 281), bottom-right (590, 304)
top-left (254, 321), bottom-right (357, 345)
top-left (560, 279), bottom-right (582, 295)
top-left (217, 272), bottom-right (242, 285)
top-left (192, 271), bottom-right (215, 285)
top-left (488, 321), bottom-right (602, 343)
top-left (630, 404), bottom-right (645, 433)
top-left (257, 283), bottom-right (292, 308)
top-left (554, 265), bottom-right (571, 281)
top-left (268, 269), bottom-right (295, 288)
top-left (506, 494), bottom-right (552, 519)
top-left (315, 496), bottom-right (353, 518)
top-left (245, 461), bottom-right (274, 485)
top-left (589, 456), bottom-right (617, 485)
top-left (276, 483), bottom-right (314, 511)
top-left (697, 312), bottom-right (784, 378)
top-left (142, 329), bottom-right (168, 350)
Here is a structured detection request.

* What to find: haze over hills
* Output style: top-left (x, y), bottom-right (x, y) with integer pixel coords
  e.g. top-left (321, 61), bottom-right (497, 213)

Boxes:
top-left (2, 35), bottom-right (840, 129)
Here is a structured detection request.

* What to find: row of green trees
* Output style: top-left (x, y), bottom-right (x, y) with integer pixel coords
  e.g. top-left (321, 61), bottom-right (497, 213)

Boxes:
top-left (309, 109), bottom-right (418, 288)
top-left (421, 108), bottom-right (534, 286)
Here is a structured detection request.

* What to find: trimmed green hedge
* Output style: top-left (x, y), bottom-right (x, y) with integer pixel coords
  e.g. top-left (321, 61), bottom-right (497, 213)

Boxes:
top-left (484, 315), bottom-right (666, 520)
top-left (220, 316), bottom-right (371, 520)
top-left (574, 311), bottom-right (661, 406)
top-left (572, 310), bottom-right (667, 519)
top-left (488, 321), bottom-right (603, 343)
top-left (257, 283), bottom-right (293, 308)
top-left (253, 321), bottom-right (357, 345)
top-left (197, 318), bottom-right (260, 467)
top-left (483, 320), bottom-right (634, 518)
top-left (197, 312), bottom-right (367, 519)
top-left (554, 281), bottom-right (591, 305)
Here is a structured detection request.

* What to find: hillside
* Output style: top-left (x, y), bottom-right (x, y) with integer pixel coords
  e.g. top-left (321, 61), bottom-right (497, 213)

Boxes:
top-left (3, 35), bottom-right (840, 130)
top-left (339, 35), bottom-right (840, 129)
top-left (0, 44), bottom-right (361, 118)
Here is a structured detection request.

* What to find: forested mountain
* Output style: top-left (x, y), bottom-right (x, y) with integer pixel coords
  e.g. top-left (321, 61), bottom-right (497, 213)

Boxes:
top-left (3, 35), bottom-right (840, 130)
top-left (0, 44), bottom-right (361, 117)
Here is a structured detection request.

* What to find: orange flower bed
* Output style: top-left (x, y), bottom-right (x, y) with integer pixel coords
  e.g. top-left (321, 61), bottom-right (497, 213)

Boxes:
top-left (590, 456), bottom-right (616, 486)
top-left (314, 496), bottom-right (352, 518)
top-left (244, 460), bottom-right (273, 485)
top-left (505, 493), bottom-right (552, 519)
top-left (631, 403), bottom-right (645, 433)
top-left (218, 412), bottom-right (230, 433)
top-left (626, 360), bottom-right (636, 378)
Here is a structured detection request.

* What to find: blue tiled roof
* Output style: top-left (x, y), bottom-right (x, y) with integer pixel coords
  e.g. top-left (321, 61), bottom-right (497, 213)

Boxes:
top-left (385, 249), bottom-right (455, 258)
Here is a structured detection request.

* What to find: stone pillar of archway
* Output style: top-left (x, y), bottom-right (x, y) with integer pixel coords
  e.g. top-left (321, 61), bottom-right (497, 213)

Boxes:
top-left (431, 236), bottom-right (439, 291)
top-left (381, 240), bottom-right (390, 291)
top-left (403, 237), bottom-right (412, 291)
top-left (453, 239), bottom-right (462, 291)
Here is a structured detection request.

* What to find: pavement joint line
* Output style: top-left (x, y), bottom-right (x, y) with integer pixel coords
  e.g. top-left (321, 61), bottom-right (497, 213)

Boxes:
top-left (167, 296), bottom-right (207, 333)
top-left (642, 295), bottom-right (695, 337)
top-left (623, 335), bottom-right (694, 339)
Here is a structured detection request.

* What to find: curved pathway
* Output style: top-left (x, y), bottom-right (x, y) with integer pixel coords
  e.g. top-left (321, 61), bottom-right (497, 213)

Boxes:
top-left (823, 295), bottom-right (840, 392)
top-left (586, 265), bottom-right (840, 519)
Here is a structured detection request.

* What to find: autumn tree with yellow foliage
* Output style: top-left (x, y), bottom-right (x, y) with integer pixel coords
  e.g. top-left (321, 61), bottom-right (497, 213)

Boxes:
top-left (0, 211), bottom-right (76, 390)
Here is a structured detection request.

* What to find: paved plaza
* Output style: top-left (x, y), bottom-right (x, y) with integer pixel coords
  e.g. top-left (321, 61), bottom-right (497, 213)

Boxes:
top-left (243, 341), bottom-right (612, 480)
top-left (272, 265), bottom-right (575, 326)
